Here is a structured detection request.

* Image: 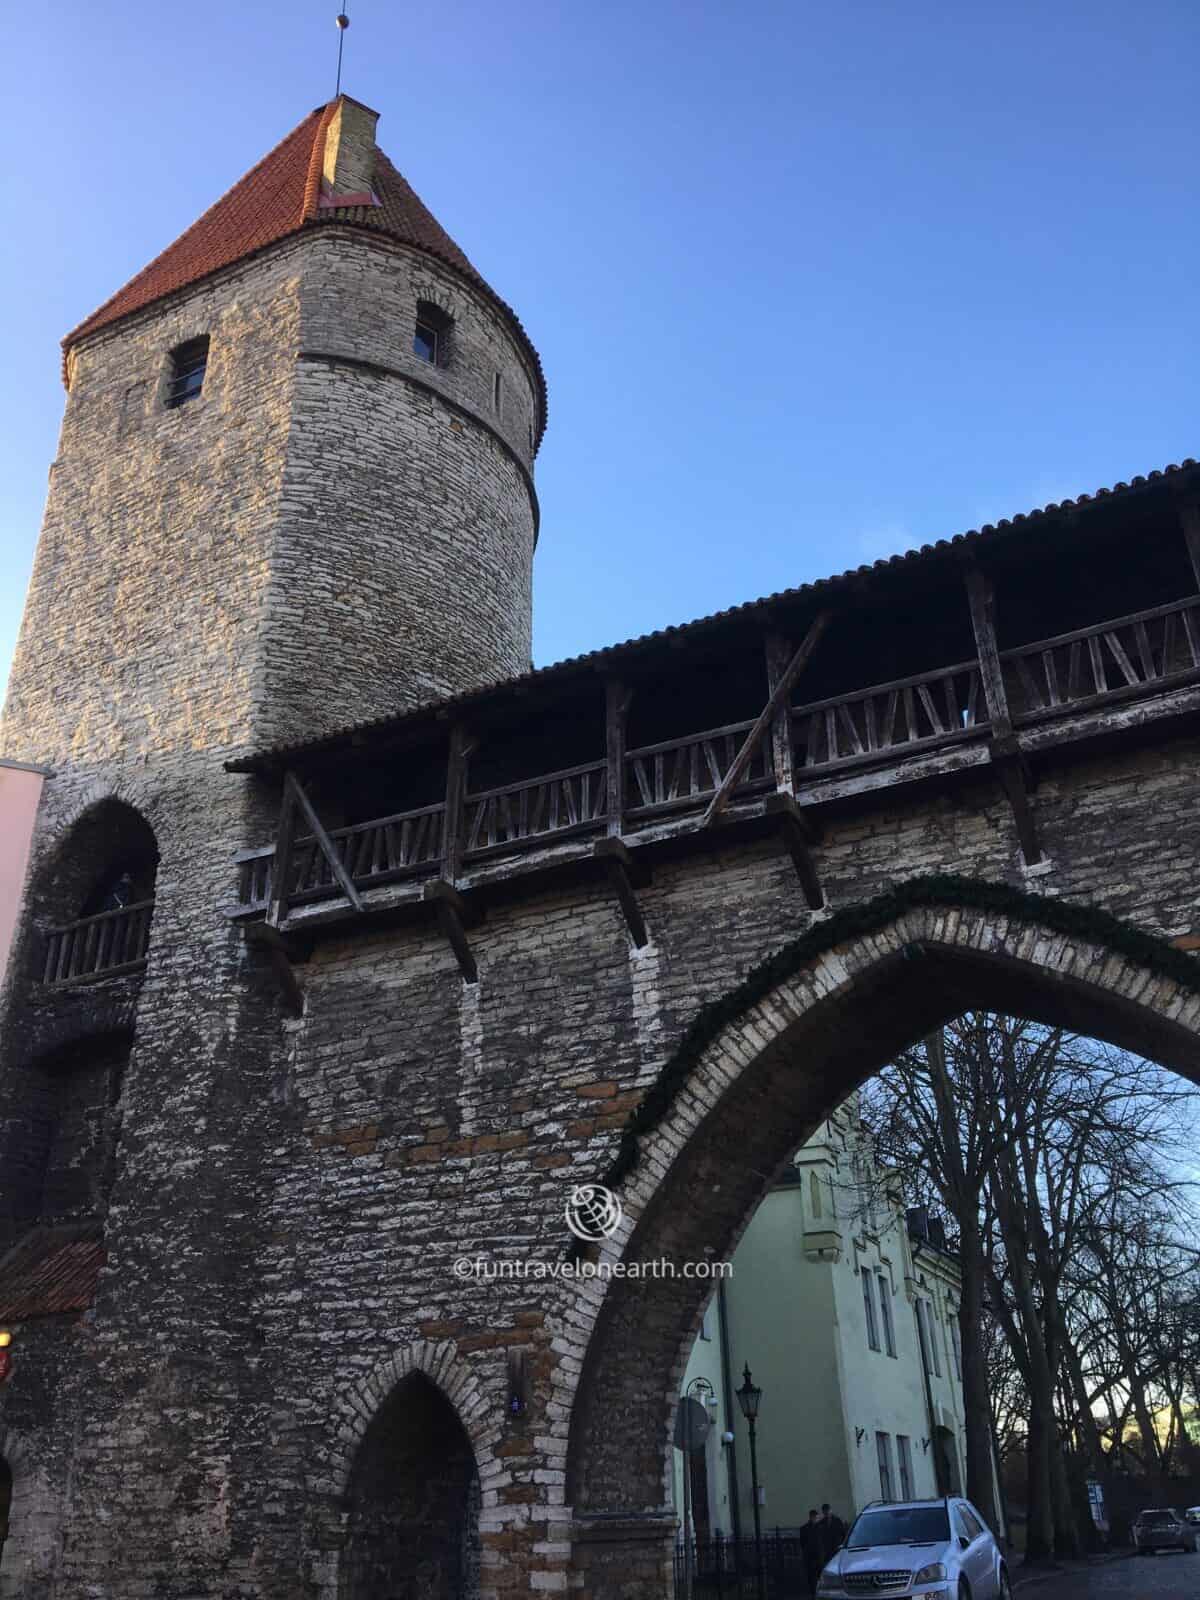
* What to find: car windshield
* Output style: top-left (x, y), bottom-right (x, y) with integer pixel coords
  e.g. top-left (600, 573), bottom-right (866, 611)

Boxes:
top-left (1141, 1512), bottom-right (1177, 1526)
top-left (848, 1507), bottom-right (951, 1548)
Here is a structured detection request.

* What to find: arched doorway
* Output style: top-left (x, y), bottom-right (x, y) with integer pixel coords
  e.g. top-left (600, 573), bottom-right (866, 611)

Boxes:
top-left (339, 1371), bottom-right (481, 1599)
top-left (563, 893), bottom-right (1200, 1592)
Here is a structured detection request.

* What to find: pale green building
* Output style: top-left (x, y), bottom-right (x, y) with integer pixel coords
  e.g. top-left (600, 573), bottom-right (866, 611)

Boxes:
top-left (672, 1102), bottom-right (1001, 1544)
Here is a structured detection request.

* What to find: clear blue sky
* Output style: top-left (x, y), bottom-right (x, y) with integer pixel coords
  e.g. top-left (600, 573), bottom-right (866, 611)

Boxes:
top-left (2, 1), bottom-right (1197, 702)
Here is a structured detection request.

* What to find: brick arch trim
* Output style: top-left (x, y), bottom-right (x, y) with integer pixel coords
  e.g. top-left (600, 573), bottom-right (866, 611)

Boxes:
top-left (324, 1339), bottom-right (499, 1498)
top-left (597, 873), bottom-right (1200, 1198)
top-left (563, 888), bottom-right (1200, 1516)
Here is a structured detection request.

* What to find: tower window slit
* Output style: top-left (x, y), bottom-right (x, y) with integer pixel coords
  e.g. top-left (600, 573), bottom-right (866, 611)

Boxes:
top-left (414, 301), bottom-right (452, 367)
top-left (165, 336), bottom-right (209, 408)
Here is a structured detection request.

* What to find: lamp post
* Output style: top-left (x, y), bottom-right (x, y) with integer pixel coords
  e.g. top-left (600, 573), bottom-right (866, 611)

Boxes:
top-left (736, 1362), bottom-right (766, 1600)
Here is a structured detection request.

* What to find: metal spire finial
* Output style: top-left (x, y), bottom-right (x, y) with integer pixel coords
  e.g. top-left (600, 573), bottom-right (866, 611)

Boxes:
top-left (334, 7), bottom-right (350, 97)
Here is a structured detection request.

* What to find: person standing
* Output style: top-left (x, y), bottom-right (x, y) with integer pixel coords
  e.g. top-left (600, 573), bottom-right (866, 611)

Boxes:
top-left (799, 1509), bottom-right (822, 1594)
top-left (819, 1503), bottom-right (847, 1563)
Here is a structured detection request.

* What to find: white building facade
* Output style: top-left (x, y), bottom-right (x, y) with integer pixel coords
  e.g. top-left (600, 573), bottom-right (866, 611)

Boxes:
top-left (673, 1103), bottom-right (999, 1543)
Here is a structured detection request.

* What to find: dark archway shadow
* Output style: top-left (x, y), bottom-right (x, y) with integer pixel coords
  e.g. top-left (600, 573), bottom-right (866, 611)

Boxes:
top-left (0, 1457), bottom-right (10, 1578)
top-left (339, 1370), bottom-right (481, 1600)
top-left (565, 903), bottom-right (1200, 1526)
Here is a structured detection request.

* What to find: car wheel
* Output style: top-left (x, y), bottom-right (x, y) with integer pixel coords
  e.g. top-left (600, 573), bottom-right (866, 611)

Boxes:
top-left (958, 1581), bottom-right (970, 1600)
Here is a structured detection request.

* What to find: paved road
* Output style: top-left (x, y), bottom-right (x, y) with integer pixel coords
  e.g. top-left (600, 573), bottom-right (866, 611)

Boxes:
top-left (1028, 1550), bottom-right (1200, 1597)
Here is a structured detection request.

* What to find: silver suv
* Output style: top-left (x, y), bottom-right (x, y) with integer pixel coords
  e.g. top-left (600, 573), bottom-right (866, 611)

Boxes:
top-left (817, 1497), bottom-right (1010, 1599)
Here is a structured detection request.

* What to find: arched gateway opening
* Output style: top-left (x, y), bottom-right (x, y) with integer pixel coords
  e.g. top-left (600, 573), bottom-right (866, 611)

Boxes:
top-left (564, 892), bottom-right (1200, 1595)
top-left (340, 1372), bottom-right (481, 1600)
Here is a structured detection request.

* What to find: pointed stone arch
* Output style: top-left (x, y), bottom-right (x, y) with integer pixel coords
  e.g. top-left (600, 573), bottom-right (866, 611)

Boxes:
top-left (560, 886), bottom-right (1200, 1595)
top-left (315, 1340), bottom-right (503, 1600)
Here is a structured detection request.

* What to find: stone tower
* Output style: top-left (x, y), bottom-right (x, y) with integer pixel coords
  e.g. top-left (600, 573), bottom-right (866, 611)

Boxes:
top-left (0, 99), bottom-right (544, 1597)
top-left (2, 94), bottom-right (544, 771)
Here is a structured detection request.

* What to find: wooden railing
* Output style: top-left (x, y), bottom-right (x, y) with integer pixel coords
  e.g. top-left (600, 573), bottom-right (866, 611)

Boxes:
top-left (626, 721), bottom-right (773, 818)
top-left (465, 761), bottom-right (608, 857)
top-left (1003, 596), bottom-right (1200, 721)
top-left (42, 900), bottom-right (154, 986)
top-left (231, 595), bottom-right (1200, 918)
top-left (794, 660), bottom-right (987, 771)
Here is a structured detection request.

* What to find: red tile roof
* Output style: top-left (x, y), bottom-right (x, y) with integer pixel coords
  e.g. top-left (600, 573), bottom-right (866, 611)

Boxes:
top-left (0, 1228), bottom-right (105, 1321)
top-left (60, 99), bottom-right (547, 438)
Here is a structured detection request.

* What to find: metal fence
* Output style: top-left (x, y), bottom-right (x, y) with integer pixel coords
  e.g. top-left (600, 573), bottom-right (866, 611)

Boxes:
top-left (673, 1532), bottom-right (815, 1597)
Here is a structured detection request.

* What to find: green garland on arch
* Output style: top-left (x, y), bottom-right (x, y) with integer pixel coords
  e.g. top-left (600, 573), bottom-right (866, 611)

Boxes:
top-left (601, 872), bottom-right (1200, 1193)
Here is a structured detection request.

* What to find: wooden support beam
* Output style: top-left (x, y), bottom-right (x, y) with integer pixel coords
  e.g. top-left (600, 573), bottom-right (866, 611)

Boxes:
top-left (593, 837), bottom-right (649, 948)
top-left (442, 725), bottom-right (477, 884)
top-left (1181, 501), bottom-right (1200, 592)
top-left (244, 921), bottom-right (306, 1017)
top-left (422, 880), bottom-right (479, 983)
top-left (763, 632), bottom-right (796, 796)
top-left (703, 611), bottom-right (831, 827)
top-left (989, 734), bottom-right (1042, 866)
top-left (964, 565), bottom-right (1013, 736)
top-left (286, 771), bottom-right (365, 913)
top-left (605, 679), bottom-right (633, 837)
top-left (762, 792), bottom-right (824, 909)
top-left (266, 780), bottom-right (298, 929)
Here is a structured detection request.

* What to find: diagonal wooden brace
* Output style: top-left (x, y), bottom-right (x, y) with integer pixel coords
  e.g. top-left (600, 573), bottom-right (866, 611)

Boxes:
top-left (593, 837), bottom-right (649, 949)
top-left (762, 792), bottom-right (824, 909)
top-left (423, 880), bottom-right (480, 983)
top-left (703, 611), bottom-right (831, 827)
top-left (989, 734), bottom-right (1041, 866)
top-left (286, 771), bottom-right (364, 913)
top-left (244, 921), bottom-right (306, 1017)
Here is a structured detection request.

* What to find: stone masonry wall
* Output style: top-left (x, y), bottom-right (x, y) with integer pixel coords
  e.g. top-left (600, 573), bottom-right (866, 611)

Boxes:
top-left (0, 220), bottom-right (541, 1596)
top-left (257, 235), bottom-right (539, 743)
top-left (6, 728), bottom-right (1189, 1597)
top-left (0, 241), bottom-right (306, 770)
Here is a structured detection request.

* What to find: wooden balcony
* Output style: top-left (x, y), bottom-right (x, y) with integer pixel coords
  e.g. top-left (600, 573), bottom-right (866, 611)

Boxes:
top-left (41, 900), bottom-right (155, 987)
top-left (232, 594), bottom-right (1200, 935)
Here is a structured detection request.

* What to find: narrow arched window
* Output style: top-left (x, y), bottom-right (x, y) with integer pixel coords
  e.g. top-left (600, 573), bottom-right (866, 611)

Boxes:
top-left (166, 336), bottom-right (209, 408)
top-left (413, 302), bottom-right (452, 367)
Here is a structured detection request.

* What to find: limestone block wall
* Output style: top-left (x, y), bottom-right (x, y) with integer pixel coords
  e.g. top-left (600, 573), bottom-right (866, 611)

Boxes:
top-left (0, 243), bottom-right (307, 771)
top-left (256, 235), bottom-right (539, 743)
top-left (18, 731), bottom-right (1188, 1597)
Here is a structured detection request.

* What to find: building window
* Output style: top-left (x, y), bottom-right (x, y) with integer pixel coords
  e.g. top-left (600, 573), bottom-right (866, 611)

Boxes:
top-left (951, 1320), bottom-right (962, 1380)
top-left (413, 301), bottom-right (452, 366)
top-left (862, 1268), bottom-right (880, 1351)
top-left (810, 1169), bottom-right (823, 1218)
top-left (875, 1432), bottom-right (894, 1500)
top-left (493, 371), bottom-right (502, 413)
top-left (165, 336), bottom-right (209, 408)
top-left (916, 1298), bottom-right (942, 1378)
top-left (876, 1271), bottom-right (896, 1357)
top-left (897, 1434), bottom-right (914, 1499)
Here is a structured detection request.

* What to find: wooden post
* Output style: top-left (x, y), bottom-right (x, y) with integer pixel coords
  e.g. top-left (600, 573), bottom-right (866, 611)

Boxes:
top-left (266, 782), bottom-right (298, 928)
top-left (964, 567), bottom-right (1040, 865)
top-left (442, 725), bottom-right (476, 884)
top-left (763, 633), bottom-right (795, 796)
top-left (605, 679), bottom-right (632, 837)
top-left (762, 793), bottom-right (824, 909)
top-left (964, 565), bottom-right (1012, 735)
top-left (703, 611), bottom-right (831, 827)
top-left (1181, 502), bottom-right (1200, 591)
top-left (287, 771), bottom-right (364, 913)
top-left (244, 922), bottom-right (306, 1016)
top-left (594, 837), bottom-right (649, 948)
top-left (423, 881), bottom-right (479, 982)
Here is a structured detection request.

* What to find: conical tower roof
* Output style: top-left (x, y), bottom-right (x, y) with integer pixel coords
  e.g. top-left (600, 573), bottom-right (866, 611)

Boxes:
top-left (61, 97), bottom-right (545, 435)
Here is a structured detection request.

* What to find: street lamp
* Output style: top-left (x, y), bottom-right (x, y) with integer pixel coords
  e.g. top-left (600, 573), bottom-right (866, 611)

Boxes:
top-left (736, 1363), bottom-right (766, 1600)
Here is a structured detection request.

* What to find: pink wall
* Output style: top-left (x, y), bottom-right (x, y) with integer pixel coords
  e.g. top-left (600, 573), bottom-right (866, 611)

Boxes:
top-left (0, 760), bottom-right (50, 984)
